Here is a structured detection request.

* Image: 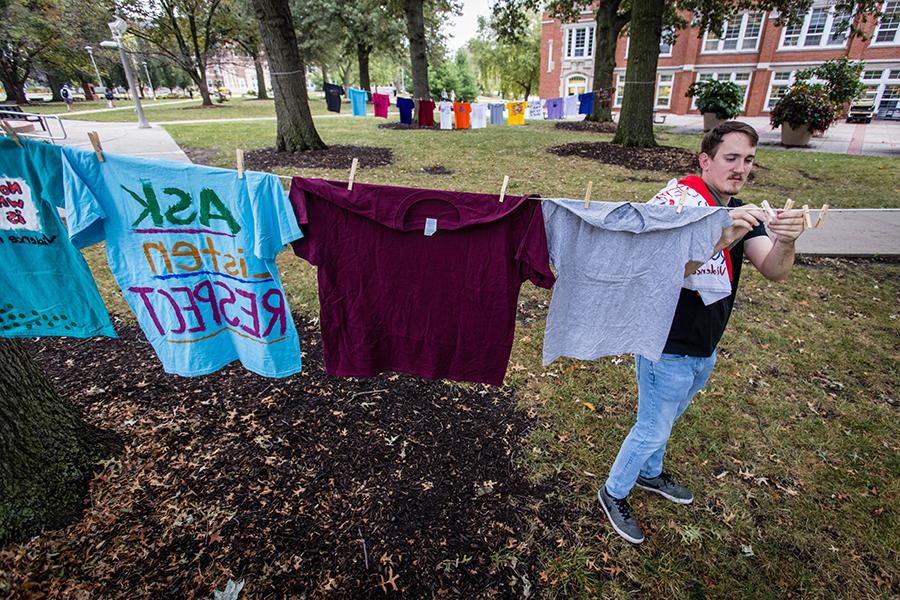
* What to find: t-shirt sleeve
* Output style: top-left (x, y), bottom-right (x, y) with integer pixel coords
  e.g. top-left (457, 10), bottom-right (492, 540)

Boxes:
top-left (287, 179), bottom-right (319, 266)
top-left (248, 172), bottom-right (302, 261)
top-left (515, 200), bottom-right (555, 289)
top-left (60, 147), bottom-right (107, 249)
top-left (27, 141), bottom-right (65, 209)
top-left (744, 220), bottom-right (768, 241)
top-left (688, 209), bottom-right (732, 263)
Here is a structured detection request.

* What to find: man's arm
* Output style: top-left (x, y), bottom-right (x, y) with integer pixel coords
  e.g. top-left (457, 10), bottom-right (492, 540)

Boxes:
top-left (744, 209), bottom-right (806, 282)
top-left (684, 205), bottom-right (767, 277)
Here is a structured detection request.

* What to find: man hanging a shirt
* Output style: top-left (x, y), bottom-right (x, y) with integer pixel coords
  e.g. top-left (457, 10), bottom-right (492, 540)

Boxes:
top-left (597, 122), bottom-right (807, 545)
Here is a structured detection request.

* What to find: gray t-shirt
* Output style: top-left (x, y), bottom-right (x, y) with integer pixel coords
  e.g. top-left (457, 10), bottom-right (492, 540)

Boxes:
top-left (542, 199), bottom-right (732, 364)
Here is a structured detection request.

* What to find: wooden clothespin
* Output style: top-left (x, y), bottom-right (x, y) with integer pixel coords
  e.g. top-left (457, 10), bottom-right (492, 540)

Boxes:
top-left (676, 185), bottom-right (685, 214)
top-left (782, 198), bottom-right (794, 212)
top-left (347, 157), bottom-right (358, 191)
top-left (236, 149), bottom-right (244, 179)
top-left (499, 175), bottom-right (509, 203)
top-left (760, 200), bottom-right (776, 220)
top-left (583, 180), bottom-right (593, 209)
top-left (802, 204), bottom-right (813, 229)
top-left (815, 204), bottom-right (829, 229)
top-left (87, 131), bottom-right (104, 162)
top-left (0, 121), bottom-right (23, 147)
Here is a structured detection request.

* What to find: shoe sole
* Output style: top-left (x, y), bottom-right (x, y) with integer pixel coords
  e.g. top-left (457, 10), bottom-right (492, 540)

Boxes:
top-left (597, 490), bottom-right (644, 544)
top-left (634, 482), bottom-right (694, 505)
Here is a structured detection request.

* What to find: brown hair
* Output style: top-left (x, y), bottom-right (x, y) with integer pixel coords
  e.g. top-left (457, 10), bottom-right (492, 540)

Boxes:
top-left (701, 121), bottom-right (759, 157)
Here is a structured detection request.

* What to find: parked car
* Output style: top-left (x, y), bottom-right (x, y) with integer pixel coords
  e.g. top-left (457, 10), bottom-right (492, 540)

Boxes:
top-left (846, 100), bottom-right (875, 124)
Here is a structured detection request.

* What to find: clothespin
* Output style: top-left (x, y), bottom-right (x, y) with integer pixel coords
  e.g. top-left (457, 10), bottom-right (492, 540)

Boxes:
top-left (87, 131), bottom-right (104, 162)
top-left (583, 180), bottom-right (593, 209)
top-left (815, 204), bottom-right (829, 229)
top-left (676, 185), bottom-right (685, 214)
top-left (760, 200), bottom-right (776, 220)
top-left (0, 121), bottom-right (22, 147)
top-left (802, 204), bottom-right (813, 229)
top-left (236, 149), bottom-right (244, 179)
top-left (499, 175), bottom-right (509, 203)
top-left (782, 198), bottom-right (794, 212)
top-left (347, 157), bottom-right (358, 190)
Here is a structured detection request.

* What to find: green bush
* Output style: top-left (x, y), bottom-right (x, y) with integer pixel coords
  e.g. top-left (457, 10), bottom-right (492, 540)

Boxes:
top-left (797, 57), bottom-right (865, 108)
top-left (769, 83), bottom-right (836, 133)
top-left (684, 80), bottom-right (744, 119)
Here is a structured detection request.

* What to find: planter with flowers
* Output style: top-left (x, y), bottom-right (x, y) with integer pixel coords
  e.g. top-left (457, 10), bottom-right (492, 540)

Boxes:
top-left (685, 79), bottom-right (745, 131)
top-left (770, 83), bottom-right (836, 146)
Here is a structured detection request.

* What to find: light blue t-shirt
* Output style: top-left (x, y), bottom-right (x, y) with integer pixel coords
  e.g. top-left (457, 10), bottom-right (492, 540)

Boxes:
top-left (348, 87), bottom-right (368, 116)
top-left (0, 138), bottom-right (115, 338)
top-left (61, 146), bottom-right (302, 378)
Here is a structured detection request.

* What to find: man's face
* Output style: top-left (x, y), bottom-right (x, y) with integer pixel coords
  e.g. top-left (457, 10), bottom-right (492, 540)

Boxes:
top-left (699, 132), bottom-right (756, 197)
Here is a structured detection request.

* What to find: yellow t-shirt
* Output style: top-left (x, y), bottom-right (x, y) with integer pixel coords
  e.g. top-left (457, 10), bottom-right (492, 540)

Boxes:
top-left (506, 102), bottom-right (526, 125)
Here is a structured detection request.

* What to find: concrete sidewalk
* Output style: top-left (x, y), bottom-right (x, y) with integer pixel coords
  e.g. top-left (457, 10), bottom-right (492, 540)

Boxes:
top-left (41, 117), bottom-right (900, 257)
top-left (662, 114), bottom-right (900, 157)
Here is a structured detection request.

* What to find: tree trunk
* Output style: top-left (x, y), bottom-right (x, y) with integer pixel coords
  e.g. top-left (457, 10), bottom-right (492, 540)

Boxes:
top-left (252, 0), bottom-right (326, 151)
top-left (586, 2), bottom-right (627, 123)
top-left (195, 72), bottom-right (213, 106)
top-left (254, 51), bottom-right (269, 99)
top-left (319, 62), bottom-right (329, 86)
top-left (612, 0), bottom-right (663, 147)
top-left (1, 73), bottom-right (28, 104)
top-left (357, 43), bottom-right (372, 96)
top-left (404, 0), bottom-right (429, 100)
top-left (0, 339), bottom-right (121, 545)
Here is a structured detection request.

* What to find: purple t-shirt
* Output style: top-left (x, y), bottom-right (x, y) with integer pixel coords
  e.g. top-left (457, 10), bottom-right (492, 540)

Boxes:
top-left (289, 178), bottom-right (555, 385)
top-left (546, 98), bottom-right (564, 119)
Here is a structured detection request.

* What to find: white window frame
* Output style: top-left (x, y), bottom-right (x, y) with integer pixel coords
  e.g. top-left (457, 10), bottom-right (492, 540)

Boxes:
top-left (701, 12), bottom-right (765, 54)
top-left (614, 73), bottom-right (625, 108)
top-left (872, 1), bottom-right (900, 46)
top-left (691, 71), bottom-right (753, 112)
top-left (655, 72), bottom-right (675, 109)
top-left (777, 4), bottom-right (853, 50)
top-left (564, 73), bottom-right (589, 97)
top-left (764, 70), bottom-right (796, 112)
top-left (563, 24), bottom-right (596, 59)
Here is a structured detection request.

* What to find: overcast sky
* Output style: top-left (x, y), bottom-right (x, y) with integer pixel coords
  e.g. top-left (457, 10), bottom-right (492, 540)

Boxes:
top-left (444, 0), bottom-right (493, 53)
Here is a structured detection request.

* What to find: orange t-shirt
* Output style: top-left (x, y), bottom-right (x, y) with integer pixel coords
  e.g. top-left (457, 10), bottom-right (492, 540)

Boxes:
top-left (453, 101), bottom-right (472, 129)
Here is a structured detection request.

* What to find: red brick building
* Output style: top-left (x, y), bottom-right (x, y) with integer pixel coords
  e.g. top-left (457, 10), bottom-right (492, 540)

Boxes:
top-left (539, 2), bottom-right (900, 118)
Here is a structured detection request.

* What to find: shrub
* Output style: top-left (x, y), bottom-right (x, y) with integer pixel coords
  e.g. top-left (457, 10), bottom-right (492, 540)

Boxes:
top-left (769, 83), bottom-right (836, 133)
top-left (685, 80), bottom-right (744, 119)
top-left (797, 57), bottom-right (865, 108)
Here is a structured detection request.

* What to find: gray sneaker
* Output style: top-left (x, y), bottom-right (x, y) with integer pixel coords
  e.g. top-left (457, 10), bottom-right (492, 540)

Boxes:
top-left (635, 472), bottom-right (694, 504)
top-left (598, 486), bottom-right (644, 544)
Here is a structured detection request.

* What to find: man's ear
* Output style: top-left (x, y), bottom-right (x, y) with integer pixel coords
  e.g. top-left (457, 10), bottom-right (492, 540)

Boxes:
top-left (698, 151), bottom-right (711, 172)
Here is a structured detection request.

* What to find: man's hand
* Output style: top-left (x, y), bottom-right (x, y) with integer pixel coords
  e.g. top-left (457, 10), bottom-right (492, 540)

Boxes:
top-left (713, 204), bottom-right (767, 254)
top-left (768, 208), bottom-right (806, 244)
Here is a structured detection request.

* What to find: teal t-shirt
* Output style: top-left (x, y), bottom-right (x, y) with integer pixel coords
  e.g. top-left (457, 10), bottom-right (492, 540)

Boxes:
top-left (60, 146), bottom-right (302, 378)
top-left (0, 138), bottom-right (115, 338)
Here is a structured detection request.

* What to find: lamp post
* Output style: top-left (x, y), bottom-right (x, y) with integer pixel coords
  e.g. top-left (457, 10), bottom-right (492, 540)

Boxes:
top-left (84, 45), bottom-right (104, 88)
top-left (142, 61), bottom-right (157, 101)
top-left (104, 17), bottom-right (149, 128)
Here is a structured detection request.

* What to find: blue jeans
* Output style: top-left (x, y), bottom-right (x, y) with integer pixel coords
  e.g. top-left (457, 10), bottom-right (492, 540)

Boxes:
top-left (604, 352), bottom-right (717, 499)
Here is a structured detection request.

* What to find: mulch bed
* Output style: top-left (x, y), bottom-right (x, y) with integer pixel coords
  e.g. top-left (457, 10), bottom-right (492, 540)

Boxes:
top-left (555, 121), bottom-right (618, 134)
top-left (548, 141), bottom-right (700, 174)
top-left (2, 317), bottom-right (570, 598)
top-left (377, 123), bottom-right (437, 131)
top-left (421, 165), bottom-right (453, 175)
top-left (244, 145), bottom-right (394, 171)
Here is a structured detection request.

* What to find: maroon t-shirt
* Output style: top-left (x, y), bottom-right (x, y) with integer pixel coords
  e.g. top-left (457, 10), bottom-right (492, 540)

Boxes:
top-left (418, 99), bottom-right (435, 126)
top-left (289, 178), bottom-right (555, 385)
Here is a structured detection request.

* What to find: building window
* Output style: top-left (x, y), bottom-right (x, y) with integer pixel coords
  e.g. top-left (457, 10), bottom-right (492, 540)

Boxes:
top-left (702, 12), bottom-right (764, 53)
top-left (779, 4), bottom-right (852, 49)
top-left (765, 71), bottom-right (795, 111)
top-left (565, 25), bottom-right (595, 59)
top-left (873, 1), bottom-right (900, 45)
top-left (655, 73), bottom-right (674, 108)
top-left (692, 72), bottom-right (752, 111)
top-left (565, 74), bottom-right (588, 96)
top-left (614, 74), bottom-right (625, 107)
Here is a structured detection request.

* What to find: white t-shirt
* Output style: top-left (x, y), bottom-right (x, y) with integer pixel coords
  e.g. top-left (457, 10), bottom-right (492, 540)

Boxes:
top-left (438, 101), bottom-right (454, 130)
top-left (471, 103), bottom-right (488, 128)
top-left (526, 100), bottom-right (544, 119)
top-left (563, 95), bottom-right (579, 118)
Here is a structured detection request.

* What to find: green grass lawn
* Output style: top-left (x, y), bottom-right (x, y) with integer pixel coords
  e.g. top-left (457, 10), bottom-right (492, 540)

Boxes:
top-left (75, 116), bottom-right (900, 598)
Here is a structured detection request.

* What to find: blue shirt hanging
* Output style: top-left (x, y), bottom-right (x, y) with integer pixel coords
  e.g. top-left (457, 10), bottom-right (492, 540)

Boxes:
top-left (578, 91), bottom-right (595, 115)
top-left (348, 87), bottom-right (368, 117)
top-left (60, 146), bottom-right (303, 378)
top-left (0, 137), bottom-right (115, 339)
top-left (396, 97), bottom-right (415, 124)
